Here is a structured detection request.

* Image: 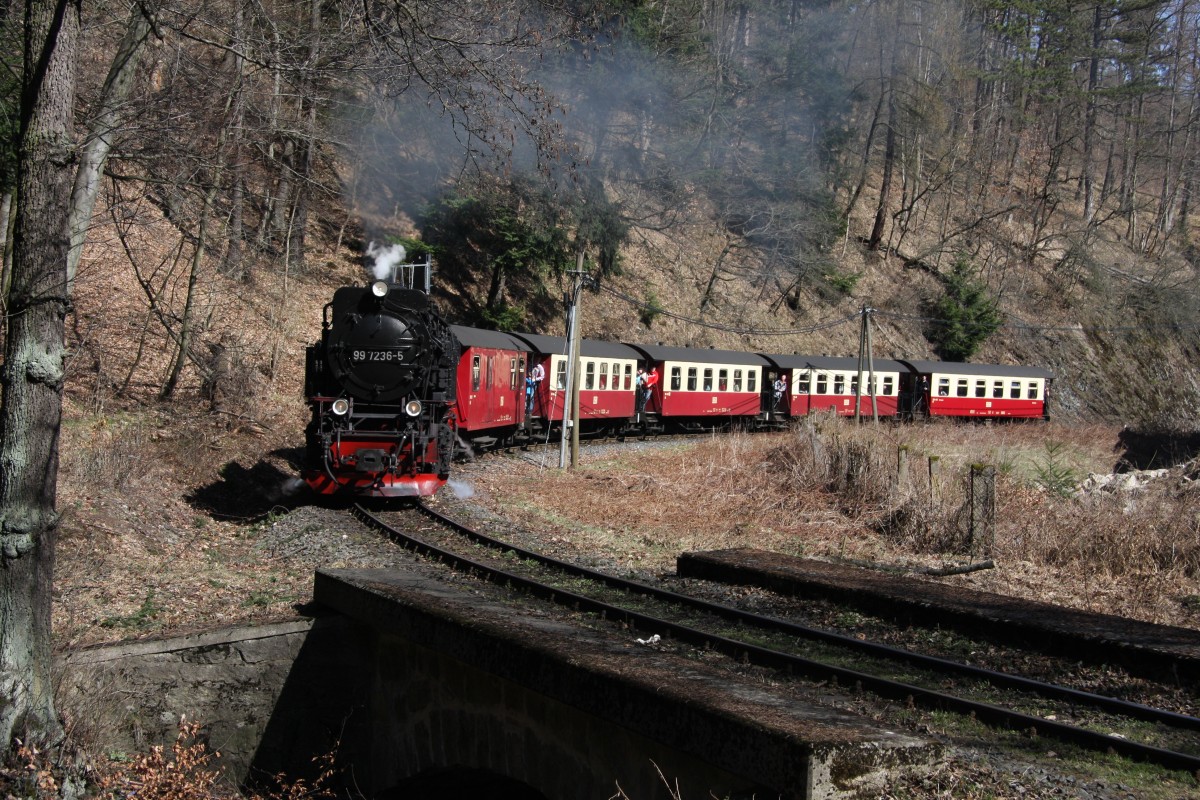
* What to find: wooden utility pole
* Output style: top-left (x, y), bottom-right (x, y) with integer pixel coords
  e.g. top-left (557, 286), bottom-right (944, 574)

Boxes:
top-left (854, 305), bottom-right (879, 424)
top-left (570, 260), bottom-right (584, 468)
top-left (560, 252), bottom-right (587, 469)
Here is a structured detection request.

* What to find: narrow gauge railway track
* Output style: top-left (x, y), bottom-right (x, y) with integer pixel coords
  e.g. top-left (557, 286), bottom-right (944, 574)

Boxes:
top-left (351, 502), bottom-right (1200, 774)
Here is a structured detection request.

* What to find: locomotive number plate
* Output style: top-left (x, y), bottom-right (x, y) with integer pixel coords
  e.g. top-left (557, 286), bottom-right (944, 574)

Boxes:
top-left (352, 349), bottom-right (405, 363)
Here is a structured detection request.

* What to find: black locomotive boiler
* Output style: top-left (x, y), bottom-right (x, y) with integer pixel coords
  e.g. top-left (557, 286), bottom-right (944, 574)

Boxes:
top-left (303, 255), bottom-right (459, 498)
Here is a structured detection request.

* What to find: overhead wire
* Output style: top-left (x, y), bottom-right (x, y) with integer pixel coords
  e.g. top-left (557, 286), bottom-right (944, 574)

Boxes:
top-left (872, 309), bottom-right (1200, 333)
top-left (597, 283), bottom-right (1200, 337)
top-left (596, 284), bottom-right (860, 336)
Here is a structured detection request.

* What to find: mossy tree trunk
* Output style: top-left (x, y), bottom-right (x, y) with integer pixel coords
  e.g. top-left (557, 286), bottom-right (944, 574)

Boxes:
top-left (0, 0), bottom-right (80, 753)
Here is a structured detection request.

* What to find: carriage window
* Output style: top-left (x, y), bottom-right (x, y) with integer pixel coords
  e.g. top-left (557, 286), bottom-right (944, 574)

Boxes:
top-left (883, 376), bottom-right (894, 395)
top-left (816, 374), bottom-right (828, 394)
top-left (555, 361), bottom-right (567, 390)
top-left (733, 369), bottom-right (743, 392)
top-left (703, 368), bottom-right (713, 391)
top-left (509, 358), bottom-right (518, 390)
top-left (472, 355), bottom-right (481, 391)
top-left (1010, 380), bottom-right (1021, 399)
top-left (834, 374), bottom-right (846, 395)
top-left (687, 368), bottom-right (697, 391)
top-left (585, 360), bottom-right (596, 390)
top-left (937, 377), bottom-right (950, 396)
top-left (624, 364), bottom-right (633, 390)
top-left (487, 357), bottom-right (494, 389)
top-left (670, 367), bottom-right (681, 390)
top-left (849, 376), bottom-right (858, 395)
top-left (519, 357), bottom-right (526, 388)
top-left (1027, 382), bottom-right (1039, 399)
top-left (718, 369), bottom-right (728, 391)
top-left (748, 371), bottom-right (757, 393)
top-left (972, 379), bottom-right (984, 397)
top-left (992, 380), bottom-right (1004, 398)
top-left (797, 371), bottom-right (810, 393)
top-left (599, 362), bottom-right (609, 390)
top-left (956, 379), bottom-right (969, 397)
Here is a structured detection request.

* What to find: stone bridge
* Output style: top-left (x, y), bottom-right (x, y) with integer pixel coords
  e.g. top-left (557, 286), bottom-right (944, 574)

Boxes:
top-left (58, 565), bottom-right (936, 800)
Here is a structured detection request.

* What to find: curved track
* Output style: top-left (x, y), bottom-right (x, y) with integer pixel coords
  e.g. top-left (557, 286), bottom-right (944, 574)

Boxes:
top-left (352, 502), bottom-right (1200, 774)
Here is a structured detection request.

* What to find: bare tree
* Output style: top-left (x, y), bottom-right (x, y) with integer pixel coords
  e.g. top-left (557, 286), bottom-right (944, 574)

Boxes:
top-left (66, 0), bottom-right (159, 294)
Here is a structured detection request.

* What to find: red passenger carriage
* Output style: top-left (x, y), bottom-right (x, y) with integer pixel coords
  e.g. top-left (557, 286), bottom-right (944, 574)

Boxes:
top-left (900, 360), bottom-right (1052, 419)
top-left (627, 343), bottom-right (769, 427)
top-left (511, 333), bottom-right (642, 436)
top-left (450, 325), bottom-right (532, 447)
top-left (763, 354), bottom-right (907, 418)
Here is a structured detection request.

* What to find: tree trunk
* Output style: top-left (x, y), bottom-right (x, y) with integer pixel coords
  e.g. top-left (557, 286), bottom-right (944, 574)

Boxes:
top-left (222, 4), bottom-right (246, 281)
top-left (699, 239), bottom-right (733, 313)
top-left (0, 191), bottom-right (12, 312)
top-left (867, 89), bottom-right (896, 252)
top-left (1080, 4), bottom-right (1102, 224)
top-left (159, 185), bottom-right (214, 399)
top-left (269, 137), bottom-right (295, 246)
top-left (0, 0), bottom-right (80, 753)
top-left (66, 0), bottom-right (156, 292)
top-left (285, 0), bottom-right (321, 273)
top-left (486, 261), bottom-right (506, 311)
top-left (842, 85), bottom-right (885, 222)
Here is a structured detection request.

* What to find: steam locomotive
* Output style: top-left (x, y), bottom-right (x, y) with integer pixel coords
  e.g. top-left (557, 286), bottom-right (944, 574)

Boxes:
top-left (302, 250), bottom-right (459, 498)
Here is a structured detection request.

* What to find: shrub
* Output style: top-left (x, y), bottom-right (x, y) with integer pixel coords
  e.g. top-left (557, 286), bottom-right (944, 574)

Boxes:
top-left (97, 720), bottom-right (336, 800)
top-left (639, 291), bottom-right (665, 328)
top-left (823, 269), bottom-right (860, 295)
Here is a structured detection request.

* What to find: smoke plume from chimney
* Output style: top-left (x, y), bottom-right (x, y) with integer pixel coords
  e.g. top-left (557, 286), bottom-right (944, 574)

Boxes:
top-left (366, 241), bottom-right (407, 282)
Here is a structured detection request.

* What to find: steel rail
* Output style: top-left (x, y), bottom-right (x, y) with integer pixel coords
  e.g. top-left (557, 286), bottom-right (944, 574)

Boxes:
top-left (353, 503), bottom-right (1200, 774)
top-left (412, 501), bottom-right (1200, 732)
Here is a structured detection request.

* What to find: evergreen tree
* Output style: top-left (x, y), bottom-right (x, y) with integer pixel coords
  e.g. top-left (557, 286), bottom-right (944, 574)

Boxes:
top-left (931, 256), bottom-right (1003, 361)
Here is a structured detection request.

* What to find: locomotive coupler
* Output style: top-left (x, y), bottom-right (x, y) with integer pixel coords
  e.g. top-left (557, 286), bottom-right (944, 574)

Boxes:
top-left (354, 449), bottom-right (391, 472)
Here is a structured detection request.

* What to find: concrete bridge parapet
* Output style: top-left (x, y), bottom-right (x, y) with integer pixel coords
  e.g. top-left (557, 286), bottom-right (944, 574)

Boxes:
top-left (314, 567), bottom-right (937, 800)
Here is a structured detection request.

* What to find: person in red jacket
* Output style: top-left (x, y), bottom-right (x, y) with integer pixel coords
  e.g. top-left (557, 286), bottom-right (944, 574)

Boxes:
top-left (642, 365), bottom-right (659, 412)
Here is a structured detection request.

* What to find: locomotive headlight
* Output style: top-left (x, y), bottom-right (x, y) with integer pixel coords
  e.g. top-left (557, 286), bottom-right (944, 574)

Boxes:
top-left (371, 280), bottom-right (389, 298)
top-left (331, 398), bottom-right (350, 416)
top-left (404, 399), bottom-right (423, 417)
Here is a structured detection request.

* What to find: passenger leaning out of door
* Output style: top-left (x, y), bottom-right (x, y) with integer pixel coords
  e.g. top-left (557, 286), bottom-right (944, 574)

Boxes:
top-left (526, 362), bottom-right (544, 414)
top-left (642, 365), bottom-right (659, 412)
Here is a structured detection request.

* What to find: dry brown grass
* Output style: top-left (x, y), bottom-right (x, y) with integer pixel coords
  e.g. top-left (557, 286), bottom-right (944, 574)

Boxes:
top-left (452, 417), bottom-right (1200, 629)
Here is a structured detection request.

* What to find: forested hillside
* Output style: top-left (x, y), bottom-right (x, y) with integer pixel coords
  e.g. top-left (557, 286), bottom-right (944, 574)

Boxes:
top-left (5, 0), bottom-right (1200, 431)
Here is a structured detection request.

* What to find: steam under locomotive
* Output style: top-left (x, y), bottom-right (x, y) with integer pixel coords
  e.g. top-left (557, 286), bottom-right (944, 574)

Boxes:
top-left (302, 252), bottom-right (460, 498)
